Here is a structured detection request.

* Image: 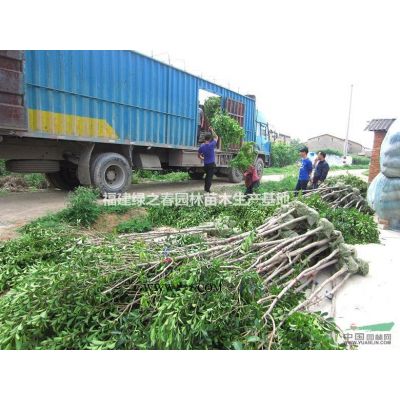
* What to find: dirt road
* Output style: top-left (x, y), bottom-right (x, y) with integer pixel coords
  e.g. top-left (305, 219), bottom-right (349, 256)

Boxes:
top-left (0, 177), bottom-right (236, 240)
top-left (0, 169), bottom-right (368, 240)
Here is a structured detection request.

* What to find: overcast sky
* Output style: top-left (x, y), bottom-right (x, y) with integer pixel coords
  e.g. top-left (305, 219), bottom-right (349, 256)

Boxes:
top-left (7, 0), bottom-right (400, 148)
top-left (131, 0), bottom-right (399, 148)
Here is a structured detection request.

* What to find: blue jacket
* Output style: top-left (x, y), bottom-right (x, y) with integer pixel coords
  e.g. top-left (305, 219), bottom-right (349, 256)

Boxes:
top-left (298, 158), bottom-right (312, 180)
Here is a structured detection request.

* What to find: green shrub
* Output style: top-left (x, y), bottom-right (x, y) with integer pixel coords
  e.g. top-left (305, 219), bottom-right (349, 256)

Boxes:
top-left (61, 187), bottom-right (100, 227)
top-left (270, 142), bottom-right (299, 167)
top-left (352, 155), bottom-right (370, 166)
top-left (317, 148), bottom-right (343, 156)
top-left (258, 176), bottom-right (298, 192)
top-left (24, 173), bottom-right (48, 189)
top-left (301, 194), bottom-right (379, 244)
top-left (116, 218), bottom-right (152, 233)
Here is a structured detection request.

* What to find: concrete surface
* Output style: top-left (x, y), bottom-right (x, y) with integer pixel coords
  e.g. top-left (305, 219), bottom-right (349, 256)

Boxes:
top-left (311, 228), bottom-right (399, 350)
top-left (335, 229), bottom-right (399, 350)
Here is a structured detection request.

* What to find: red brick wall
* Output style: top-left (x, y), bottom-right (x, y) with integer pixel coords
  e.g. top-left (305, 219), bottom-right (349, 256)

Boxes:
top-left (369, 130), bottom-right (386, 182)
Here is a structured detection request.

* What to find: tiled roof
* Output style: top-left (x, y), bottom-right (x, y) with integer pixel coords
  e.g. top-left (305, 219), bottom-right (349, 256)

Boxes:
top-left (365, 119), bottom-right (396, 132)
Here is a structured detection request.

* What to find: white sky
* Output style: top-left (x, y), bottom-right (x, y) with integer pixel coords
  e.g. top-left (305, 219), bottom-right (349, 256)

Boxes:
top-left (5, 0), bottom-right (400, 148)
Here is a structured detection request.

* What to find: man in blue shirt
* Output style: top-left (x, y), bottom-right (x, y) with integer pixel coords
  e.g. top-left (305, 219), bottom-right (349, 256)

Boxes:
top-left (294, 146), bottom-right (312, 196)
top-left (198, 131), bottom-right (218, 193)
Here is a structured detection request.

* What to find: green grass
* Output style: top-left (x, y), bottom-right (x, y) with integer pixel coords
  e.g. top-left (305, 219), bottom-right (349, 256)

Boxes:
top-left (116, 217), bottom-right (152, 233)
top-left (132, 170), bottom-right (189, 184)
top-left (263, 164), bottom-right (297, 176)
top-left (263, 163), bottom-right (369, 178)
top-left (258, 176), bottom-right (298, 192)
top-left (330, 164), bottom-right (369, 170)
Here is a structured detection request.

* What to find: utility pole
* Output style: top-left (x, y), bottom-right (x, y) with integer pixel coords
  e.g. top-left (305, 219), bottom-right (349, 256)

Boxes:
top-left (344, 84), bottom-right (354, 157)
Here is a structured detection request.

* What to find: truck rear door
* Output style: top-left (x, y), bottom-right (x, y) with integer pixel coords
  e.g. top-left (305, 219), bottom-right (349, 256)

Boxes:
top-left (0, 50), bottom-right (26, 132)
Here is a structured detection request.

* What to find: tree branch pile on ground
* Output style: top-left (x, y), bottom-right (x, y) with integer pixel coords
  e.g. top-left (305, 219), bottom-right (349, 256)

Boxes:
top-left (303, 184), bottom-right (373, 214)
top-left (92, 201), bottom-right (368, 349)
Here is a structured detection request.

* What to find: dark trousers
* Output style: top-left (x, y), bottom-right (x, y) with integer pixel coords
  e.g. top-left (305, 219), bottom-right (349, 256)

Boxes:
top-left (197, 125), bottom-right (201, 143)
top-left (294, 179), bottom-right (309, 196)
top-left (245, 181), bottom-right (260, 196)
top-left (204, 162), bottom-right (215, 192)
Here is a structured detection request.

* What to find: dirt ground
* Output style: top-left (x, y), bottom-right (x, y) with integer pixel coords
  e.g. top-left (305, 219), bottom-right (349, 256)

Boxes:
top-left (0, 177), bottom-right (234, 240)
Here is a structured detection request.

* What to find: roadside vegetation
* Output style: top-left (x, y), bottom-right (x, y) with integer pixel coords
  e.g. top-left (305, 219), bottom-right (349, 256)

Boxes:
top-left (266, 142), bottom-right (369, 175)
top-left (0, 160), bottom-right (48, 192)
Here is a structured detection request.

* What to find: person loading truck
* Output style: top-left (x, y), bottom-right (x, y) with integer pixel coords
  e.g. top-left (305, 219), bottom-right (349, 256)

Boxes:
top-left (197, 129), bottom-right (219, 193)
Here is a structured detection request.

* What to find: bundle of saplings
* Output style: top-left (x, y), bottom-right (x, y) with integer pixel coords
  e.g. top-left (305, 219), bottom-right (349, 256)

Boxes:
top-left (324, 175), bottom-right (368, 197)
top-left (303, 183), bottom-right (373, 214)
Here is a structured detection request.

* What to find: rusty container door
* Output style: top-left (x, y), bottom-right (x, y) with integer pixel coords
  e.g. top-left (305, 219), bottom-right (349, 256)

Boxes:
top-left (0, 50), bottom-right (26, 132)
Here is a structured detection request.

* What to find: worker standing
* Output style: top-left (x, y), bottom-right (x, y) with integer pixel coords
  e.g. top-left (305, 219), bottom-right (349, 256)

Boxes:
top-left (312, 151), bottom-right (330, 189)
top-left (198, 130), bottom-right (218, 193)
top-left (294, 147), bottom-right (312, 196)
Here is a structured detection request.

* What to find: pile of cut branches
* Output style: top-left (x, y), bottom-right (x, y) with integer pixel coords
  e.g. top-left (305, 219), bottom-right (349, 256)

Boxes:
top-left (97, 201), bottom-right (368, 349)
top-left (303, 184), bottom-right (373, 214)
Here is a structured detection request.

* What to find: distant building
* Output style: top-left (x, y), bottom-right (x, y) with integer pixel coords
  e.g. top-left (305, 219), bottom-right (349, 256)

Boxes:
top-left (270, 130), bottom-right (291, 144)
top-left (307, 133), bottom-right (365, 155)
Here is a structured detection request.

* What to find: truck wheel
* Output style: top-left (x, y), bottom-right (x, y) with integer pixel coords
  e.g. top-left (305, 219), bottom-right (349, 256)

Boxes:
top-left (46, 162), bottom-right (80, 190)
top-left (188, 171), bottom-right (204, 180)
top-left (91, 152), bottom-right (131, 195)
top-left (227, 166), bottom-right (243, 183)
top-left (255, 158), bottom-right (264, 179)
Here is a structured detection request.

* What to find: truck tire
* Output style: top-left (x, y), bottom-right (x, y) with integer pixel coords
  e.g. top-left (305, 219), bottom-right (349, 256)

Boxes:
top-left (91, 152), bottom-right (131, 195)
top-left (255, 158), bottom-right (264, 179)
top-left (227, 166), bottom-right (243, 183)
top-left (45, 162), bottom-right (80, 190)
top-left (188, 171), bottom-right (204, 180)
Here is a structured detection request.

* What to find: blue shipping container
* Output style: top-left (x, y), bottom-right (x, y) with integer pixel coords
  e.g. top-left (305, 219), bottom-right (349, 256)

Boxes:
top-left (24, 50), bottom-right (257, 148)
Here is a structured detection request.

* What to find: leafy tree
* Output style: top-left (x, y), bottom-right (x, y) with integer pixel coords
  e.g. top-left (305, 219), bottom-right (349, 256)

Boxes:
top-left (270, 142), bottom-right (299, 167)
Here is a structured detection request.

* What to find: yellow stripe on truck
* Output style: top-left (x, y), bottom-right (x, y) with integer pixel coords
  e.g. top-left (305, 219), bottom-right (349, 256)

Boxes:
top-left (28, 109), bottom-right (119, 139)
